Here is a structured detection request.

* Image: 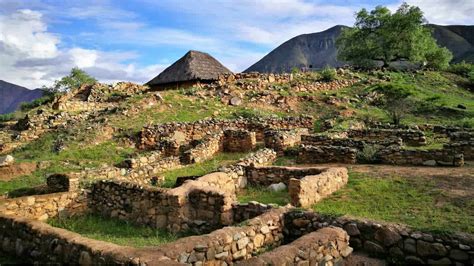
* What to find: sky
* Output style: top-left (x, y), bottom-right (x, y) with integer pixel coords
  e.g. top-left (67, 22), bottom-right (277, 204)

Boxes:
top-left (1, 0), bottom-right (473, 89)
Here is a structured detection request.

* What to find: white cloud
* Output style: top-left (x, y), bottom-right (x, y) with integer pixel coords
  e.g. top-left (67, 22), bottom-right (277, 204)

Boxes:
top-left (403, 0), bottom-right (474, 25)
top-left (0, 9), bottom-right (164, 88)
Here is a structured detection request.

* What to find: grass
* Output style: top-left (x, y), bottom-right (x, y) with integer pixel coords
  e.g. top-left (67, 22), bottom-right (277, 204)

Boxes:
top-left (161, 152), bottom-right (247, 187)
top-left (237, 186), bottom-right (290, 206)
top-left (313, 173), bottom-right (474, 234)
top-left (48, 214), bottom-right (181, 247)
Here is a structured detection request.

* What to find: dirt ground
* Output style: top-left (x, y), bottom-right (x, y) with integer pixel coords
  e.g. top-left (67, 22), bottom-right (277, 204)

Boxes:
top-left (0, 162), bottom-right (37, 181)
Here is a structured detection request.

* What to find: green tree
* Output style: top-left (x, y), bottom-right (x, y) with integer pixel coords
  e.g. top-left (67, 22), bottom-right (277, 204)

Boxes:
top-left (373, 83), bottom-right (414, 125)
top-left (45, 67), bottom-right (97, 93)
top-left (336, 3), bottom-right (452, 69)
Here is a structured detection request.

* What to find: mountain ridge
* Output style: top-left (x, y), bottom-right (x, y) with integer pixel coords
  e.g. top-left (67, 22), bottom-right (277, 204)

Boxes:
top-left (0, 80), bottom-right (43, 114)
top-left (245, 24), bottom-right (474, 73)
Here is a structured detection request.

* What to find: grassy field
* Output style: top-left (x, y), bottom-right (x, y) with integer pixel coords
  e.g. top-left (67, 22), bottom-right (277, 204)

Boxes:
top-left (48, 214), bottom-right (182, 247)
top-left (161, 152), bottom-right (247, 187)
top-left (313, 173), bottom-right (474, 234)
top-left (237, 186), bottom-right (290, 206)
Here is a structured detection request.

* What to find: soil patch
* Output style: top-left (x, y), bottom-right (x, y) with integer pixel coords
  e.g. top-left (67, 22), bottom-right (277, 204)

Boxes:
top-left (0, 162), bottom-right (37, 181)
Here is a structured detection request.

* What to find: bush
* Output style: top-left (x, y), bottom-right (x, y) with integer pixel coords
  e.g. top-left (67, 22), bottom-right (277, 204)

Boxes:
top-left (0, 113), bottom-right (14, 122)
top-left (357, 144), bottom-right (381, 163)
top-left (447, 61), bottom-right (474, 77)
top-left (20, 94), bottom-right (55, 111)
top-left (320, 67), bottom-right (337, 81)
top-left (469, 71), bottom-right (474, 85)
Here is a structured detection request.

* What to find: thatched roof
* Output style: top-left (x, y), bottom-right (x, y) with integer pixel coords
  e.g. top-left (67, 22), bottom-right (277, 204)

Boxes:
top-left (146, 50), bottom-right (232, 86)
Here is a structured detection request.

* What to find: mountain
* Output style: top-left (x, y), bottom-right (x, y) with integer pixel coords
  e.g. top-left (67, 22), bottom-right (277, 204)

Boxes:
top-left (0, 80), bottom-right (44, 114)
top-left (245, 25), bottom-right (474, 73)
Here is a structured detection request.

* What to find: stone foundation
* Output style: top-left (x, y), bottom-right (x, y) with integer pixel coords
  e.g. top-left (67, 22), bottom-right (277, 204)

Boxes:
top-left (223, 129), bottom-right (256, 152)
top-left (238, 227), bottom-right (351, 265)
top-left (301, 134), bottom-right (402, 150)
top-left (289, 167), bottom-right (348, 208)
top-left (264, 128), bottom-right (308, 154)
top-left (284, 211), bottom-right (474, 265)
top-left (246, 166), bottom-right (325, 186)
top-left (377, 147), bottom-right (464, 166)
top-left (296, 145), bottom-right (358, 164)
top-left (348, 128), bottom-right (426, 146)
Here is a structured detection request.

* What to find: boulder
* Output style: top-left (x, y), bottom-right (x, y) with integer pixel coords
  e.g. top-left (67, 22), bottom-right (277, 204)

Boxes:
top-left (230, 97), bottom-right (242, 106)
top-left (267, 182), bottom-right (286, 192)
top-left (0, 155), bottom-right (14, 167)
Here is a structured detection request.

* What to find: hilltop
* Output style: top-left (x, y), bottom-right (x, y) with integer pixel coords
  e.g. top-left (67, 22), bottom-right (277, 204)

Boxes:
top-left (0, 80), bottom-right (43, 114)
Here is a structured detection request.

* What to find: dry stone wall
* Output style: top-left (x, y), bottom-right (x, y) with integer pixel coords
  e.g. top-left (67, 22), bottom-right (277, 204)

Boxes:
top-left (296, 145), bottom-right (358, 164)
top-left (223, 129), bottom-right (256, 152)
top-left (301, 134), bottom-right (403, 150)
top-left (181, 132), bottom-right (223, 164)
top-left (348, 128), bottom-right (427, 146)
top-left (246, 166), bottom-right (325, 186)
top-left (264, 128), bottom-right (308, 154)
top-left (0, 191), bottom-right (87, 221)
top-left (238, 227), bottom-right (352, 266)
top-left (284, 211), bottom-right (474, 265)
top-left (139, 116), bottom-right (313, 150)
top-left (377, 146), bottom-right (464, 166)
top-left (445, 141), bottom-right (474, 160)
top-left (289, 167), bottom-right (348, 208)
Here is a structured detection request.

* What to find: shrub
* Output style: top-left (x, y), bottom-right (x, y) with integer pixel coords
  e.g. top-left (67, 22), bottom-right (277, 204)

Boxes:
top-left (447, 61), bottom-right (474, 77)
top-left (20, 94), bottom-right (55, 111)
top-left (0, 113), bottom-right (14, 122)
top-left (469, 71), bottom-right (474, 85)
top-left (372, 82), bottom-right (415, 125)
top-left (357, 144), bottom-right (381, 163)
top-left (291, 67), bottom-right (300, 74)
top-left (320, 67), bottom-right (337, 81)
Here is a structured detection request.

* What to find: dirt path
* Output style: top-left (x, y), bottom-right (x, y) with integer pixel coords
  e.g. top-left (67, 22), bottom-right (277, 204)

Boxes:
top-left (0, 162), bottom-right (37, 181)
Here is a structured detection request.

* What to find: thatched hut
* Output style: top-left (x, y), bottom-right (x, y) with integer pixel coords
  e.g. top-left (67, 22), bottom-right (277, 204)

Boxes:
top-left (146, 50), bottom-right (232, 90)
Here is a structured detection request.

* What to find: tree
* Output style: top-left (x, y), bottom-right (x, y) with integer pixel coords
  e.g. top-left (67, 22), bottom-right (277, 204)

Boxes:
top-left (336, 3), bottom-right (452, 69)
top-left (373, 83), bottom-right (414, 125)
top-left (44, 67), bottom-right (97, 93)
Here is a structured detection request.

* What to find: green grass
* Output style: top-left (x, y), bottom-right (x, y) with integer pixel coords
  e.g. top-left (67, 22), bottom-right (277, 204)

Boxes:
top-left (238, 186), bottom-right (290, 206)
top-left (161, 152), bottom-right (247, 187)
top-left (48, 214), bottom-right (180, 247)
top-left (313, 173), bottom-right (474, 234)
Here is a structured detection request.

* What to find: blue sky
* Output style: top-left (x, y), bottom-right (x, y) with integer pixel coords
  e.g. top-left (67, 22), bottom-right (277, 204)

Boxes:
top-left (1, 0), bottom-right (473, 88)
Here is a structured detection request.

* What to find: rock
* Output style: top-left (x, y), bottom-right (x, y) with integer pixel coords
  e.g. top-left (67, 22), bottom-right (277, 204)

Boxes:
top-left (374, 227), bottom-right (401, 247)
top-left (449, 249), bottom-right (468, 260)
top-left (428, 257), bottom-right (452, 265)
top-left (405, 256), bottom-right (425, 264)
top-left (417, 240), bottom-right (447, 257)
top-left (253, 234), bottom-right (265, 248)
top-left (343, 223), bottom-right (360, 236)
top-left (0, 155), bottom-right (14, 167)
top-left (341, 247), bottom-right (353, 257)
top-left (364, 241), bottom-right (385, 257)
top-left (79, 251), bottom-right (92, 266)
top-left (230, 97), bottom-right (242, 106)
top-left (457, 104), bottom-right (466, 109)
top-left (422, 160), bottom-right (437, 166)
top-left (267, 182), bottom-right (286, 192)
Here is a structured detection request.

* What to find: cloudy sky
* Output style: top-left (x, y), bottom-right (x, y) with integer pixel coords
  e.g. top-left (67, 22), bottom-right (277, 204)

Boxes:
top-left (1, 0), bottom-right (473, 89)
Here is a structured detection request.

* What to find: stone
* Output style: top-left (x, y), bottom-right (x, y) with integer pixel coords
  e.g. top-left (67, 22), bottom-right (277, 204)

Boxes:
top-left (267, 182), bottom-right (286, 192)
top-left (404, 238), bottom-right (417, 254)
top-left (343, 223), bottom-right (360, 236)
top-left (341, 247), bottom-right (353, 257)
top-left (79, 251), bottom-right (92, 266)
top-left (449, 249), bottom-right (468, 260)
top-left (237, 237), bottom-right (249, 250)
top-left (0, 155), bottom-right (14, 167)
top-left (230, 97), bottom-right (242, 106)
top-left (422, 160), bottom-right (437, 166)
top-left (253, 234), bottom-right (265, 248)
top-left (364, 241), bottom-right (385, 257)
top-left (427, 257), bottom-right (452, 265)
top-left (232, 248), bottom-right (246, 259)
top-left (417, 240), bottom-right (447, 257)
top-left (405, 256), bottom-right (425, 264)
top-left (374, 227), bottom-right (402, 247)
top-left (260, 226), bottom-right (270, 234)
top-left (215, 252), bottom-right (228, 260)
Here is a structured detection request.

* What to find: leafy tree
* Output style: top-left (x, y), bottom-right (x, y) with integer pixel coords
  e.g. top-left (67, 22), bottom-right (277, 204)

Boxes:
top-left (45, 67), bottom-right (97, 93)
top-left (336, 3), bottom-right (452, 69)
top-left (320, 66), bottom-right (337, 81)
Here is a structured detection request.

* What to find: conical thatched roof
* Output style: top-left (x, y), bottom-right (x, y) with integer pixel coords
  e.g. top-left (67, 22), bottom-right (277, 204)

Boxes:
top-left (146, 50), bottom-right (232, 86)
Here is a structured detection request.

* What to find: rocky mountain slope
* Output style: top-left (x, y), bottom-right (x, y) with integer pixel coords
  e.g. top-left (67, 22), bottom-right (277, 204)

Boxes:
top-left (0, 80), bottom-right (43, 114)
top-left (246, 25), bottom-right (474, 73)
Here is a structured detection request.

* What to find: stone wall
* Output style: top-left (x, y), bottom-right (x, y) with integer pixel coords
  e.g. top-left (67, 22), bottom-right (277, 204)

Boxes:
top-left (284, 211), bottom-right (474, 265)
top-left (246, 166), bottom-right (325, 186)
top-left (448, 131), bottom-right (474, 142)
top-left (223, 129), bottom-right (256, 152)
top-left (289, 167), bottom-right (348, 208)
top-left (232, 201), bottom-right (275, 224)
top-left (348, 128), bottom-right (426, 146)
top-left (220, 148), bottom-right (277, 189)
top-left (264, 128), bottom-right (308, 154)
top-left (377, 147), bottom-right (464, 166)
top-left (238, 227), bottom-right (352, 266)
top-left (46, 174), bottom-right (79, 192)
top-left (89, 172), bottom-right (236, 233)
top-left (139, 116), bottom-right (313, 150)
top-left (181, 132), bottom-right (223, 164)
top-left (301, 134), bottom-right (403, 150)
top-left (296, 145), bottom-right (358, 164)
top-left (0, 191), bottom-right (87, 221)
top-left (445, 141), bottom-right (474, 160)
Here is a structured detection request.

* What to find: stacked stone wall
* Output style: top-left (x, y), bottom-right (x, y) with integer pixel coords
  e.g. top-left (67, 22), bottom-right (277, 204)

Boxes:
top-left (264, 128), bottom-right (308, 154)
top-left (284, 211), bottom-right (474, 265)
top-left (444, 141), bottom-right (474, 160)
top-left (246, 166), bottom-right (324, 186)
top-left (301, 134), bottom-right (402, 150)
top-left (377, 147), bottom-right (464, 166)
top-left (46, 174), bottom-right (80, 192)
top-left (139, 116), bottom-right (313, 150)
top-left (238, 227), bottom-right (351, 266)
top-left (232, 201), bottom-right (274, 224)
top-left (0, 191), bottom-right (87, 221)
top-left (348, 128), bottom-right (426, 146)
top-left (181, 132), bottom-right (223, 164)
top-left (296, 145), bottom-right (358, 164)
top-left (289, 167), bottom-right (348, 208)
top-left (223, 129), bottom-right (256, 152)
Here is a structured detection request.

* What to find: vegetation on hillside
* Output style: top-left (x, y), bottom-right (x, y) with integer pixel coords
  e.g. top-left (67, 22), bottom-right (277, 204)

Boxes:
top-left (337, 3), bottom-right (452, 69)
